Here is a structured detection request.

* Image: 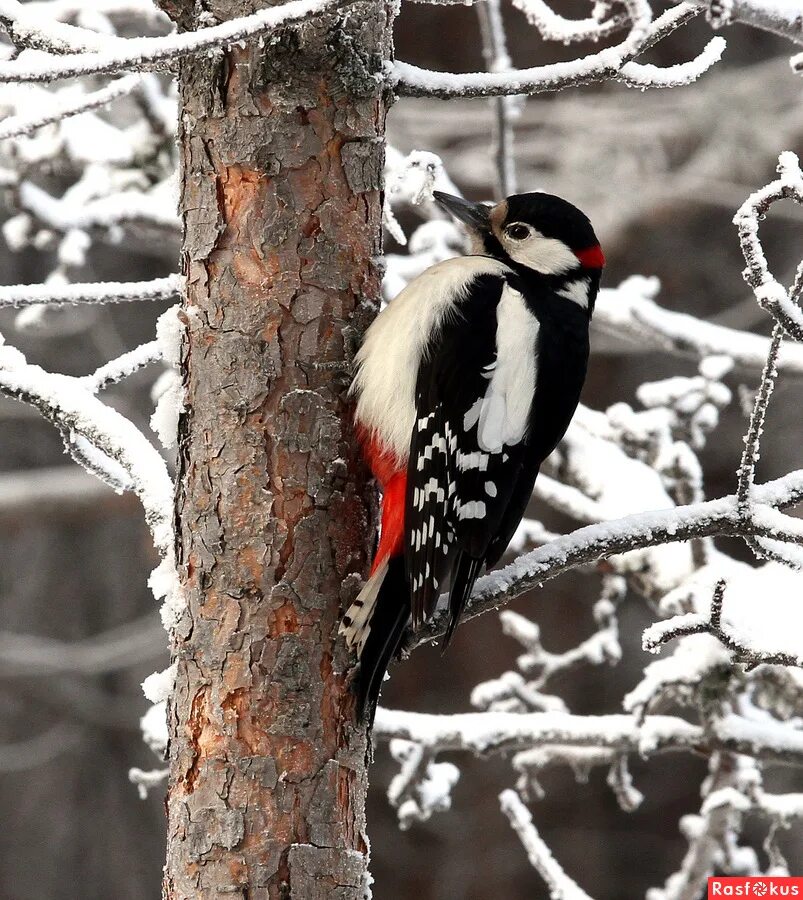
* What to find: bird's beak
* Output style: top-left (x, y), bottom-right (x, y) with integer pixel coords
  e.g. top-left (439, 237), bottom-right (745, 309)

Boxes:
top-left (433, 191), bottom-right (491, 233)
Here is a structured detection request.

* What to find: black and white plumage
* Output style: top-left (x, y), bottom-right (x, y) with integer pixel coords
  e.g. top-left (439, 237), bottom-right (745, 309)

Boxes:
top-left (341, 190), bottom-right (604, 719)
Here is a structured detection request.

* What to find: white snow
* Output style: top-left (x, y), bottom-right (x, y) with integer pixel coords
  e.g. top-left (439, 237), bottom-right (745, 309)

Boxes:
top-left (141, 662), bottom-right (177, 704)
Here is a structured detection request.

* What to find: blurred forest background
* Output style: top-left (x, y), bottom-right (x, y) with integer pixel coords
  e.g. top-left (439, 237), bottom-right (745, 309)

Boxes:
top-left (0, 2), bottom-right (801, 898)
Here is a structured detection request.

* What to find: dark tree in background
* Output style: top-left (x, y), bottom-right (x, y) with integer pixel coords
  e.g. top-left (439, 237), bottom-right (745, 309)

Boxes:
top-left (0, 0), bottom-right (802, 898)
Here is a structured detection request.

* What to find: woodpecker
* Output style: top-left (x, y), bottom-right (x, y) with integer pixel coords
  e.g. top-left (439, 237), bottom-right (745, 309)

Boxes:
top-left (340, 190), bottom-right (604, 718)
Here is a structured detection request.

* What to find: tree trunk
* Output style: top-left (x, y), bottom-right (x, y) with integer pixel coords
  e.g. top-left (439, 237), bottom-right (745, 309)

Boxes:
top-left (162, 3), bottom-right (393, 897)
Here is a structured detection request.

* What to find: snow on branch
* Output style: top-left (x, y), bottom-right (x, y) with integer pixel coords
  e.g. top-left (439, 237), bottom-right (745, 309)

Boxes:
top-left (405, 469), bottom-right (803, 651)
top-left (500, 790), bottom-right (594, 900)
top-left (697, 0), bottom-right (803, 48)
top-left (0, 275), bottom-right (182, 308)
top-left (81, 340), bottom-right (162, 393)
top-left (510, 0), bottom-right (630, 44)
top-left (393, 4), bottom-right (726, 98)
top-left (644, 565), bottom-right (803, 668)
top-left (0, 0), bottom-right (343, 82)
top-left (0, 338), bottom-right (173, 551)
top-left (372, 707), bottom-right (803, 766)
top-left (595, 276), bottom-right (803, 376)
top-left (0, 73), bottom-right (140, 141)
top-left (735, 151), bottom-right (803, 342)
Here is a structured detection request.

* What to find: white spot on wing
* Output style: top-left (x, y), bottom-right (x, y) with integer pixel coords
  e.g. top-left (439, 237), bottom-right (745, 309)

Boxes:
top-left (457, 500), bottom-right (487, 520)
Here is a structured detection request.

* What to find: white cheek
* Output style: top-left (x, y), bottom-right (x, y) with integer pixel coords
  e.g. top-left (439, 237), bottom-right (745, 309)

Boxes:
top-left (505, 230), bottom-right (580, 276)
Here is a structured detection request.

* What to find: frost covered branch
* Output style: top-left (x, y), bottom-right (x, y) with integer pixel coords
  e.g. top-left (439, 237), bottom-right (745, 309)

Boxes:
top-left (735, 151), bottom-right (803, 342)
top-left (644, 579), bottom-right (803, 669)
top-left (0, 344), bottom-right (173, 551)
top-left (394, 5), bottom-right (726, 98)
top-left (0, 276), bottom-right (182, 308)
top-left (0, 0), bottom-right (344, 82)
top-left (373, 708), bottom-right (803, 766)
top-left (595, 277), bottom-right (803, 377)
top-left (695, 0), bottom-right (803, 47)
top-left (500, 789), bottom-right (594, 900)
top-left (405, 469), bottom-right (803, 651)
top-left (0, 73), bottom-right (140, 140)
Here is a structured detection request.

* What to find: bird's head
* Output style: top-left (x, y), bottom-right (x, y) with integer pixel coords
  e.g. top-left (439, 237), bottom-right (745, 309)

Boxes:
top-left (433, 191), bottom-right (604, 309)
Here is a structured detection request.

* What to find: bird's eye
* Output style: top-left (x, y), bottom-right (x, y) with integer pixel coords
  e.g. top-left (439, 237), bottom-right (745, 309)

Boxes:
top-left (505, 223), bottom-right (530, 241)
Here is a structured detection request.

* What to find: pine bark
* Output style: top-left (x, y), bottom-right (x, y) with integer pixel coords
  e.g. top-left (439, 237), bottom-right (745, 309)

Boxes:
top-left (162, 3), bottom-right (393, 897)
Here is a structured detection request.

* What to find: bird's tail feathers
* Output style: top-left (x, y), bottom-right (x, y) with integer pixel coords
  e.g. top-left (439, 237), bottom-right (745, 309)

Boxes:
top-left (442, 551), bottom-right (482, 651)
top-left (343, 555), bottom-right (409, 722)
top-left (339, 556), bottom-right (389, 656)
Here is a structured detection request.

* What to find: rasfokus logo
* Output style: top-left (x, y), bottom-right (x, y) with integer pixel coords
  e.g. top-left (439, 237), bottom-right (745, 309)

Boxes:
top-left (708, 878), bottom-right (803, 897)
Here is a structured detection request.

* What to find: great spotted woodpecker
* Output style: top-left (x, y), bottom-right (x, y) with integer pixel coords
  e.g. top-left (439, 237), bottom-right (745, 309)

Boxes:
top-left (340, 191), bottom-right (604, 717)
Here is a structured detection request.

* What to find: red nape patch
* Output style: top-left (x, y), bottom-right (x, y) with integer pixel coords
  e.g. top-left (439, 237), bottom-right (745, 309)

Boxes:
top-left (575, 244), bottom-right (605, 269)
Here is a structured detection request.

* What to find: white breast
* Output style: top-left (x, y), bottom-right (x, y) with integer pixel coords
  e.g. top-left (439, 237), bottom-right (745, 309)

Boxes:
top-left (464, 282), bottom-right (540, 453)
top-left (352, 256), bottom-right (513, 462)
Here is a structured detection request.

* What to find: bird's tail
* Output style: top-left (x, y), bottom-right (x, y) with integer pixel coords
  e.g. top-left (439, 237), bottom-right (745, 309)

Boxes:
top-left (442, 551), bottom-right (483, 651)
top-left (340, 554), bottom-right (409, 721)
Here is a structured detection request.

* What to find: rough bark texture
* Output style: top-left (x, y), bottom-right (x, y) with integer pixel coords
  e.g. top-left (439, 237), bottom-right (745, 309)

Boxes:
top-left (163, 3), bottom-right (393, 897)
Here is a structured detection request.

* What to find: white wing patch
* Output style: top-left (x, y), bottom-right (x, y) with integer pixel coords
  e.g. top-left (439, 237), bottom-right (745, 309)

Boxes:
top-left (475, 283), bottom-right (539, 453)
top-left (352, 256), bottom-right (513, 462)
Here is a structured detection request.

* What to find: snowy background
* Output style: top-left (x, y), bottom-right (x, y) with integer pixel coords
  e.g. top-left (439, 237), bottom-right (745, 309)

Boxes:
top-left (0, 1), bottom-right (802, 898)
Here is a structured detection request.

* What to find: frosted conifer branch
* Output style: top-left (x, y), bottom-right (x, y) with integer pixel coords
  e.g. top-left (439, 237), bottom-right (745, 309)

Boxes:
top-left (500, 790), bottom-right (595, 900)
top-left (0, 0), bottom-right (343, 82)
top-left (0, 276), bottom-right (182, 308)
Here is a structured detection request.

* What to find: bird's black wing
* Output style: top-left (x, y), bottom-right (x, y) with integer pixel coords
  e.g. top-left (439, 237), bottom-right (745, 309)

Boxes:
top-left (404, 272), bottom-right (536, 640)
